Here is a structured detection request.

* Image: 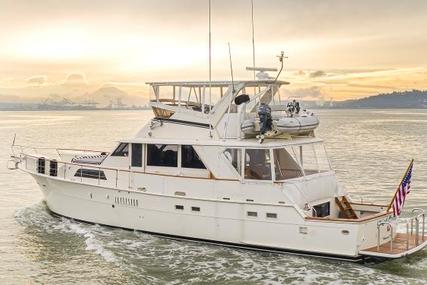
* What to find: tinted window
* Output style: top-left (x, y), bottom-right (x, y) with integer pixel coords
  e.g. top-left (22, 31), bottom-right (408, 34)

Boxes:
top-left (244, 149), bottom-right (272, 180)
top-left (131, 144), bottom-right (143, 167)
top-left (111, 143), bottom-right (129, 157)
top-left (273, 148), bottom-right (303, 180)
top-left (75, 168), bottom-right (107, 180)
top-left (182, 145), bottom-right (206, 169)
top-left (147, 144), bottom-right (178, 167)
top-left (313, 202), bottom-right (330, 217)
top-left (224, 148), bottom-right (241, 175)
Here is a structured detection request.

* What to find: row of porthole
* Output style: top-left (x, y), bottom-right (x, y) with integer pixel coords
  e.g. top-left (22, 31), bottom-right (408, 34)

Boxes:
top-left (115, 196), bottom-right (139, 207)
top-left (175, 205), bottom-right (200, 212)
top-left (174, 205), bottom-right (277, 219)
top-left (247, 211), bottom-right (278, 219)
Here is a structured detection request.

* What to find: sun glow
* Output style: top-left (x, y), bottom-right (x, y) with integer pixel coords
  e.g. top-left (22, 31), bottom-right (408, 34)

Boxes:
top-left (14, 25), bottom-right (94, 60)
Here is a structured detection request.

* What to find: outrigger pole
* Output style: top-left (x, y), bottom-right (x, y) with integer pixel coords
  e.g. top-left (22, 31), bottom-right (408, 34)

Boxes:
top-left (386, 159), bottom-right (415, 214)
top-left (251, 0), bottom-right (256, 81)
top-left (208, 0), bottom-right (212, 111)
top-left (208, 0), bottom-right (213, 138)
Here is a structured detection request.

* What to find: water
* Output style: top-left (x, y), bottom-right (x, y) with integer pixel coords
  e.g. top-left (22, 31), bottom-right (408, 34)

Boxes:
top-left (0, 109), bottom-right (426, 284)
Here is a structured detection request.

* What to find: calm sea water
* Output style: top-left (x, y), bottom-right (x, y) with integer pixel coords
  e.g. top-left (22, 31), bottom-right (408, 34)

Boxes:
top-left (0, 109), bottom-right (426, 284)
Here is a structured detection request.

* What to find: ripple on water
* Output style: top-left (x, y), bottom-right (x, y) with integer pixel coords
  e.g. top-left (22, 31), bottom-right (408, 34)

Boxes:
top-left (5, 110), bottom-right (427, 284)
top-left (12, 202), bottom-right (427, 284)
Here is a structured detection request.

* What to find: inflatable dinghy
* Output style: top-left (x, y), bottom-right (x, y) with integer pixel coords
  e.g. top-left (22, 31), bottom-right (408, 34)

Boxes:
top-left (241, 112), bottom-right (319, 136)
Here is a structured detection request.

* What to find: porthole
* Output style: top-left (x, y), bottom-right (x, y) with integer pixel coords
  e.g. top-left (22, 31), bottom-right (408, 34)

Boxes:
top-left (341, 230), bottom-right (350, 235)
top-left (175, 205), bottom-right (184, 210)
top-left (247, 211), bottom-right (257, 217)
top-left (266, 213), bottom-right (277, 219)
top-left (191, 206), bottom-right (200, 212)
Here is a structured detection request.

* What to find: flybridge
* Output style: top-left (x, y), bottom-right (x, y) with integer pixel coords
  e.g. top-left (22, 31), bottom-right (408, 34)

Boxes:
top-left (146, 80), bottom-right (288, 119)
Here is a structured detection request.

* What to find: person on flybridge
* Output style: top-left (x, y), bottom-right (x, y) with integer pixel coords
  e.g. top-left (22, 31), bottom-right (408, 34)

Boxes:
top-left (258, 103), bottom-right (272, 135)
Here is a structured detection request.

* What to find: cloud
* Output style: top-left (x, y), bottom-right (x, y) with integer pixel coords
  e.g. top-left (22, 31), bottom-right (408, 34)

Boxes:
top-left (63, 73), bottom-right (87, 87)
top-left (309, 70), bottom-right (327, 78)
top-left (26, 75), bottom-right (46, 86)
top-left (283, 86), bottom-right (324, 99)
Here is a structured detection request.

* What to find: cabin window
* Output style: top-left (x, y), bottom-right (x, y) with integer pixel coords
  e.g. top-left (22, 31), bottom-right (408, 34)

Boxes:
top-left (191, 206), bottom-right (200, 212)
top-left (224, 148), bottom-right (241, 175)
top-left (75, 168), bottom-right (107, 180)
top-left (266, 213), bottom-right (277, 219)
top-left (175, 205), bottom-right (184, 210)
top-left (244, 149), bottom-right (272, 180)
top-left (313, 202), bottom-right (330, 217)
top-left (314, 143), bottom-right (331, 172)
top-left (147, 144), bottom-right (178, 167)
top-left (111, 143), bottom-right (129, 157)
top-left (293, 144), bottom-right (318, 175)
top-left (247, 211), bottom-right (258, 217)
top-left (181, 145), bottom-right (206, 169)
top-left (131, 144), bottom-right (143, 167)
top-left (273, 147), bottom-right (303, 180)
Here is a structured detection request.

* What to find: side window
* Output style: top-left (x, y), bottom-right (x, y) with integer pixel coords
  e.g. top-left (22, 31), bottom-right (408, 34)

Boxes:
top-left (244, 149), bottom-right (271, 180)
top-left (181, 145), bottom-right (206, 169)
top-left (313, 202), bottom-right (330, 217)
top-left (111, 143), bottom-right (129, 157)
top-left (131, 144), bottom-right (143, 167)
top-left (224, 148), bottom-right (241, 175)
top-left (273, 147), bottom-right (303, 180)
top-left (147, 144), bottom-right (178, 167)
top-left (314, 143), bottom-right (331, 172)
top-left (294, 145), bottom-right (319, 175)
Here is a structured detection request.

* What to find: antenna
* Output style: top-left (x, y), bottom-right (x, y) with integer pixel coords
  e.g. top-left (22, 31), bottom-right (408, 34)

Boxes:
top-left (223, 42), bottom-right (235, 139)
top-left (274, 51), bottom-right (287, 82)
top-left (228, 42), bottom-right (235, 94)
top-left (208, 0), bottom-right (212, 111)
top-left (208, 0), bottom-right (213, 138)
top-left (251, 0), bottom-right (256, 81)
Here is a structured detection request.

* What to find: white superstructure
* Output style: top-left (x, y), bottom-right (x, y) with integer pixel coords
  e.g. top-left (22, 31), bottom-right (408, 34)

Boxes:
top-left (9, 77), bottom-right (427, 261)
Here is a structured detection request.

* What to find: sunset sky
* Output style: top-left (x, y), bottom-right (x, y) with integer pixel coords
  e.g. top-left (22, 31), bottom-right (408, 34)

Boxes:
top-left (1, 0), bottom-right (427, 104)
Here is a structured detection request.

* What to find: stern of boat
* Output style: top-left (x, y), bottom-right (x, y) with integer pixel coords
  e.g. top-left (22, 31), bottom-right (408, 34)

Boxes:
top-left (359, 208), bottom-right (427, 259)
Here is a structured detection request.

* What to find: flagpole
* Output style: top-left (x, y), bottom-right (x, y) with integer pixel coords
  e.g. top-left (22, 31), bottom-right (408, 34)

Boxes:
top-left (386, 159), bottom-right (414, 213)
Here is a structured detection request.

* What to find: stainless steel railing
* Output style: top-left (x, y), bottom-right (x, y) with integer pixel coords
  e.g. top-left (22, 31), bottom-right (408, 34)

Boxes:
top-left (376, 208), bottom-right (425, 252)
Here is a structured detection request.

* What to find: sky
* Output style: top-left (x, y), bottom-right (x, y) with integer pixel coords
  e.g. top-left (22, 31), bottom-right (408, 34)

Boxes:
top-left (1, 0), bottom-right (427, 104)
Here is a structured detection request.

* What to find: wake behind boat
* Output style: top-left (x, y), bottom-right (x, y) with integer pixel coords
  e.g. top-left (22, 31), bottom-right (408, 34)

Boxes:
top-left (8, 61), bottom-right (427, 261)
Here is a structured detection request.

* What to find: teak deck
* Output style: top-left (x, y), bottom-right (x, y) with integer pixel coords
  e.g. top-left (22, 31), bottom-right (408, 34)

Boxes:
top-left (363, 233), bottom-right (425, 254)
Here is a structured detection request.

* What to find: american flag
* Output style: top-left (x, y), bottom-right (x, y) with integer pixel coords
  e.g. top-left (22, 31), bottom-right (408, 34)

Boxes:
top-left (392, 161), bottom-right (413, 217)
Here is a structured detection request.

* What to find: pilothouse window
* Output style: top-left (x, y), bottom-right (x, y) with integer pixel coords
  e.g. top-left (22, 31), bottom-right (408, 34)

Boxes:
top-left (224, 148), bottom-right (241, 175)
top-left (147, 144), bottom-right (178, 167)
top-left (111, 143), bottom-right (129, 157)
top-left (181, 145), bottom-right (206, 169)
top-left (244, 149), bottom-right (272, 180)
top-left (274, 147), bottom-right (303, 180)
top-left (131, 144), bottom-right (143, 167)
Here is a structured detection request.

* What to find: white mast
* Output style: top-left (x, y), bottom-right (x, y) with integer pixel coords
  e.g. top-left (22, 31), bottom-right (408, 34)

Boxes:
top-left (208, 0), bottom-right (212, 111)
top-left (208, 0), bottom-right (213, 138)
top-left (251, 0), bottom-right (256, 81)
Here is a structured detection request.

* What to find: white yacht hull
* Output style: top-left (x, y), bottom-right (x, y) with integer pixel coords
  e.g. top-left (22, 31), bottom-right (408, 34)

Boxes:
top-left (32, 172), bottom-right (392, 261)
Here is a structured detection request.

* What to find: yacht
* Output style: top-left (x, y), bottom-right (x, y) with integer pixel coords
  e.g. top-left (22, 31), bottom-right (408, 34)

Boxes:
top-left (8, 65), bottom-right (427, 262)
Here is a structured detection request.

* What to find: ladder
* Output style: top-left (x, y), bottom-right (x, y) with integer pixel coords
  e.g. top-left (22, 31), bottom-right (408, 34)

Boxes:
top-left (335, 196), bottom-right (358, 219)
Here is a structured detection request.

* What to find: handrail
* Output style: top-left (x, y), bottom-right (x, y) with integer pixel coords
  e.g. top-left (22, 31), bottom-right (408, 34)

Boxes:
top-left (411, 208), bottom-right (425, 244)
top-left (20, 153), bottom-right (237, 182)
top-left (13, 144), bottom-right (107, 154)
top-left (377, 221), bottom-right (393, 251)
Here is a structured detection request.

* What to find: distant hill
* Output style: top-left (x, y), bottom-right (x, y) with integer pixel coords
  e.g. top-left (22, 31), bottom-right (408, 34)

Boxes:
top-left (333, 90), bottom-right (427, 108)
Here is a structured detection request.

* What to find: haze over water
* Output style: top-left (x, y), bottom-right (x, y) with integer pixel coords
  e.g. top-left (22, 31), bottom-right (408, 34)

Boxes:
top-left (0, 109), bottom-right (426, 284)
